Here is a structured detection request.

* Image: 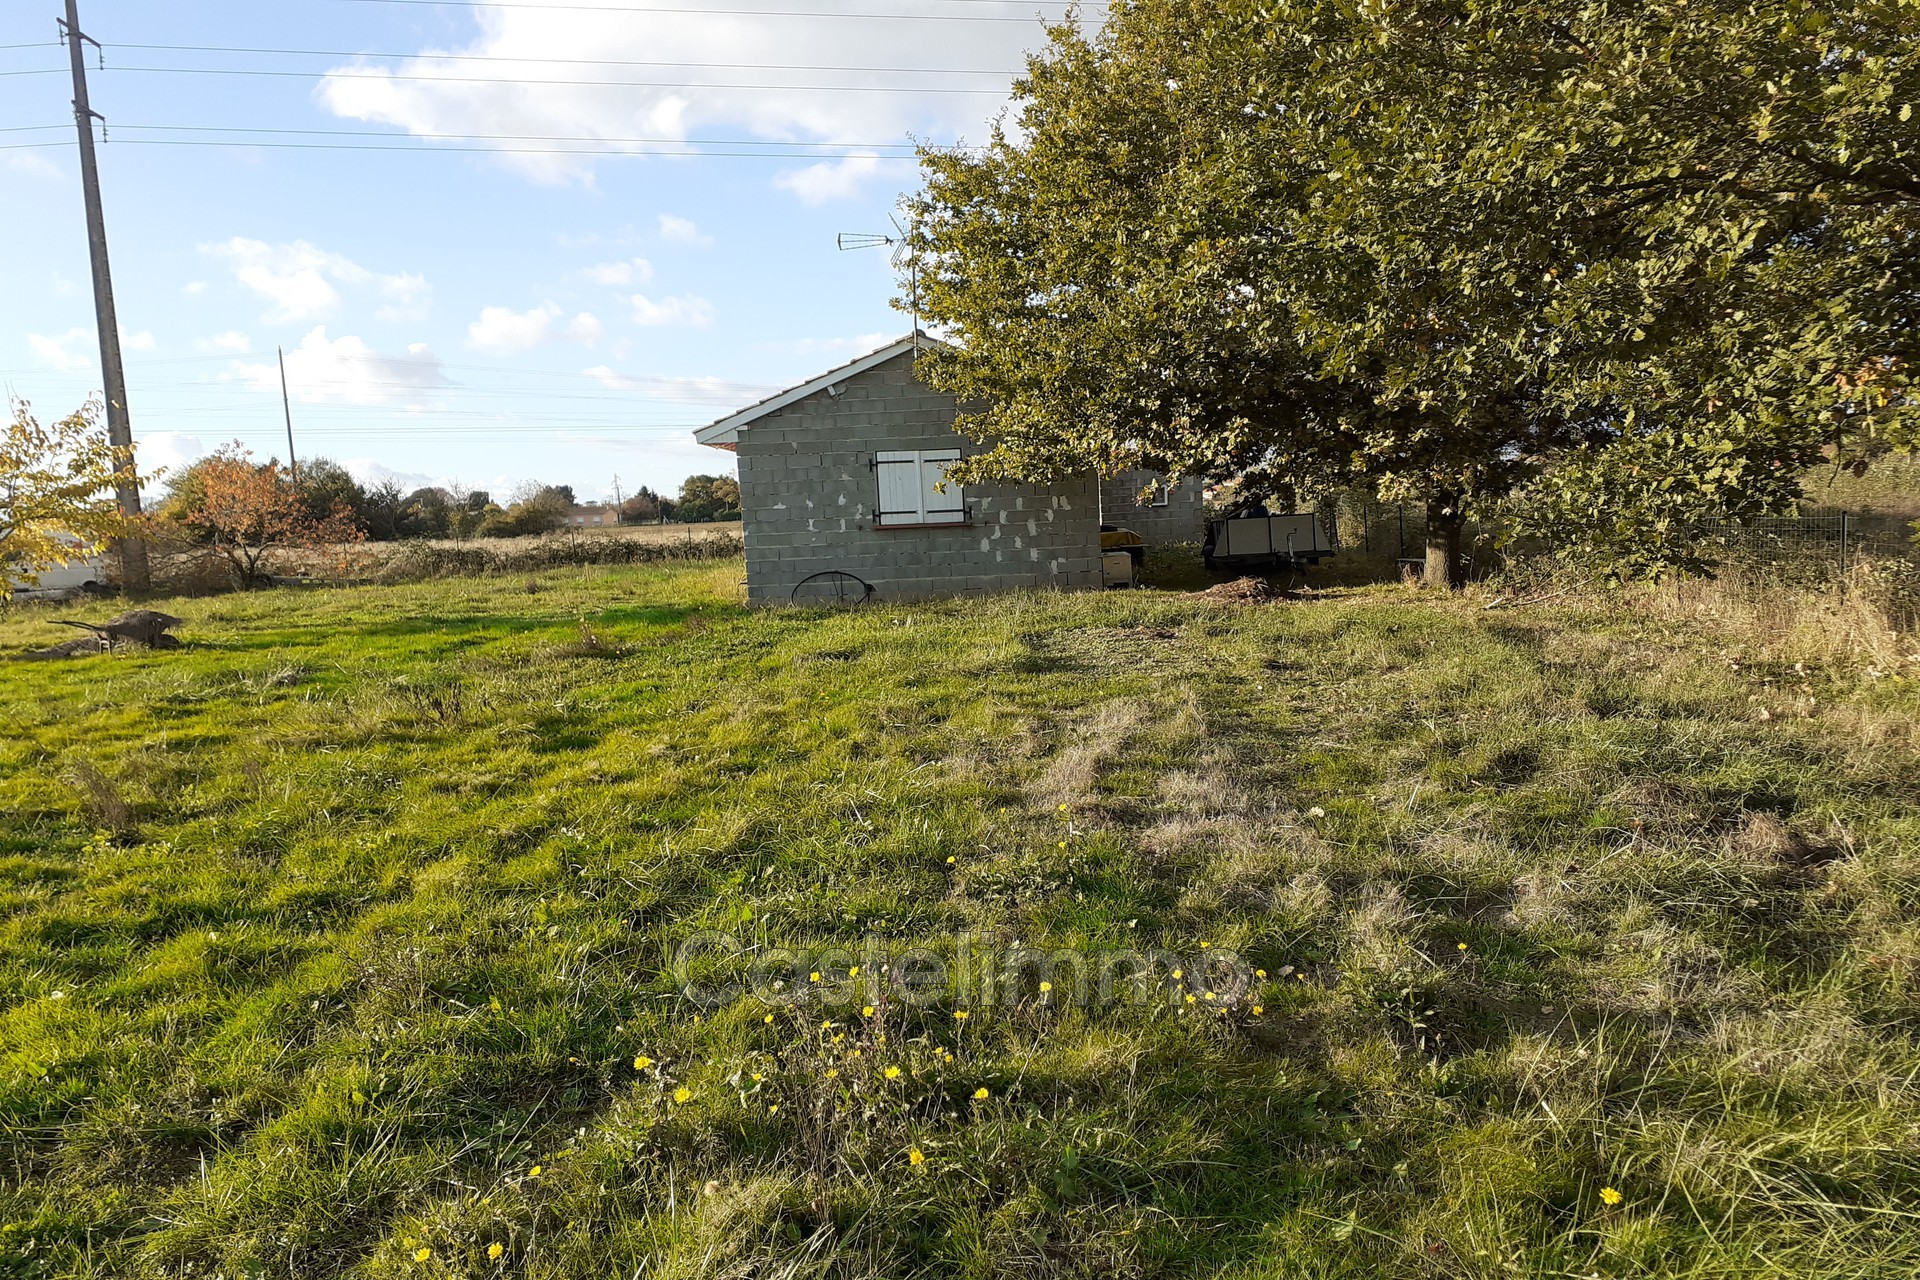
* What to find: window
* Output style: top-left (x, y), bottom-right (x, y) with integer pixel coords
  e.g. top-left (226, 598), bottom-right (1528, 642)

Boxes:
top-left (875, 449), bottom-right (967, 526)
top-left (1151, 480), bottom-right (1173, 508)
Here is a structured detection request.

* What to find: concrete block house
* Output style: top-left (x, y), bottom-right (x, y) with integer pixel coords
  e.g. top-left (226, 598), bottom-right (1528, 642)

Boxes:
top-left (694, 336), bottom-right (1197, 604)
top-left (1100, 471), bottom-right (1208, 546)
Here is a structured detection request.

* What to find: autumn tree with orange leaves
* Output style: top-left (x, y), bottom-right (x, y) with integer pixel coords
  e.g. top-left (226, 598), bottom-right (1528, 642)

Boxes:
top-left (176, 446), bottom-right (362, 588)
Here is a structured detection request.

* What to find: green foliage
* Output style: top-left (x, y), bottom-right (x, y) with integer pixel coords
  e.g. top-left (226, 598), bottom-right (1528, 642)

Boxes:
top-left (1, 564), bottom-right (1917, 1275)
top-left (675, 473), bottom-right (740, 523)
top-left (0, 398), bottom-right (124, 587)
top-left (909, 0), bottom-right (1920, 582)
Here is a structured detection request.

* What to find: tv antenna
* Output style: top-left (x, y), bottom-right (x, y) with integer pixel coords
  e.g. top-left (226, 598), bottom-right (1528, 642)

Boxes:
top-left (837, 214), bottom-right (921, 346)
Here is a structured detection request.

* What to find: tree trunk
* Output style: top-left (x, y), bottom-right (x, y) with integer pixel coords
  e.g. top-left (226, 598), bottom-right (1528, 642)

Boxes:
top-left (1423, 496), bottom-right (1467, 590)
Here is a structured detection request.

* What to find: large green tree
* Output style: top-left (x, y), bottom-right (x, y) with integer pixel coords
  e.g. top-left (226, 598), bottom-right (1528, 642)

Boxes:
top-left (910, 0), bottom-right (1920, 583)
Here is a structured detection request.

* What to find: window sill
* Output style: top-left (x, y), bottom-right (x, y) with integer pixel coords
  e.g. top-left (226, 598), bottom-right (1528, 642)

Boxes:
top-left (875, 520), bottom-right (973, 530)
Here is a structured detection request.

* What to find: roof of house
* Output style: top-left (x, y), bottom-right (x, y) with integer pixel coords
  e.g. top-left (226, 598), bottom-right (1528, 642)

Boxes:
top-left (693, 333), bottom-right (933, 451)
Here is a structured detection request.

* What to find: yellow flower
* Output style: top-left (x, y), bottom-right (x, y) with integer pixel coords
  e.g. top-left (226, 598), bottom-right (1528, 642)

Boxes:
top-left (1184, 994), bottom-right (1196, 1004)
top-left (884, 1065), bottom-right (902, 1080)
top-left (953, 1010), bottom-right (969, 1021)
top-left (1255, 969), bottom-right (1267, 979)
top-left (528, 1165), bottom-right (543, 1178)
top-left (809, 972), bottom-right (821, 983)
top-left (1171, 968), bottom-right (1183, 979)
top-left (973, 1087), bottom-right (990, 1100)
top-left (1600, 1186), bottom-right (1624, 1206)
top-left (1199, 942), bottom-right (1211, 949)
top-left (1057, 841), bottom-right (1068, 849)
top-left (413, 1247), bottom-right (432, 1262)
top-left (946, 856), bottom-right (956, 864)
top-left (633, 1054), bottom-right (652, 1070)
top-left (848, 966), bottom-right (860, 977)
top-left (909, 1147), bottom-right (926, 1165)
top-left (1204, 992), bottom-right (1216, 1001)
top-left (1252, 1005), bottom-right (1264, 1015)
top-left (487, 1242), bottom-right (504, 1261)
top-left (1057, 804), bottom-right (1068, 812)
top-left (825, 1069), bottom-right (840, 1079)
top-left (1457, 942), bottom-right (1469, 952)
top-left (673, 1087), bottom-right (692, 1103)
top-left (1038, 981), bottom-right (1052, 994)
top-left (768, 1103), bottom-right (779, 1114)
top-left (862, 1005), bottom-right (875, 1018)
top-left (763, 1013), bottom-right (775, 1024)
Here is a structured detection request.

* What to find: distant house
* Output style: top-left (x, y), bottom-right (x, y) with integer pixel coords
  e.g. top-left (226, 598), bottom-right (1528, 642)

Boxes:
top-left (566, 504), bottom-right (619, 528)
top-left (694, 336), bottom-right (1200, 604)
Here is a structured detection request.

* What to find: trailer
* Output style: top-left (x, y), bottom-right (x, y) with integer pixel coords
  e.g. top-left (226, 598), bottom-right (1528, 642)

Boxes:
top-left (1202, 512), bottom-right (1336, 573)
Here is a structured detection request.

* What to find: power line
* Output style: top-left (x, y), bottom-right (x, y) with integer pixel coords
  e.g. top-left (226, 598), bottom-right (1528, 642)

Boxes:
top-left (0, 137), bottom-right (947, 158)
top-left (101, 123), bottom-right (930, 151)
top-left (105, 42), bottom-right (1024, 76)
top-left (85, 65), bottom-right (1017, 93)
top-left (326, 0), bottom-right (1083, 21)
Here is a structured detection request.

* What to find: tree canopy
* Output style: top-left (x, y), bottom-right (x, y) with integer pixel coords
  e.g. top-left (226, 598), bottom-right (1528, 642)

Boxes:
top-left (1, 398), bottom-right (126, 588)
top-left (909, 0), bottom-right (1920, 581)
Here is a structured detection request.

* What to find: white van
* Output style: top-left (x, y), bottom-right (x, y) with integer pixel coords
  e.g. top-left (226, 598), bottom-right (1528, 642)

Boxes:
top-left (6, 536), bottom-right (111, 600)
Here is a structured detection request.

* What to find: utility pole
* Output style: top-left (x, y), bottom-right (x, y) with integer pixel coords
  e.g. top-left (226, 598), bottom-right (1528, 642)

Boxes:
top-left (611, 473), bottom-right (623, 524)
top-left (277, 346), bottom-right (299, 480)
top-left (61, 0), bottom-right (147, 591)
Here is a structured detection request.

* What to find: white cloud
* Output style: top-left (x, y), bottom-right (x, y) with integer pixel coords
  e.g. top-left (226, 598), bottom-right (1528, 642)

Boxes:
top-left (773, 152), bottom-right (915, 205)
top-left (196, 331), bottom-right (252, 354)
top-left (583, 366), bottom-right (774, 406)
top-left (581, 257), bottom-right (653, 286)
top-left (657, 214), bottom-right (712, 246)
top-left (2, 150), bottom-right (61, 180)
top-left (204, 237), bottom-right (431, 323)
top-left (564, 312), bottom-right (604, 344)
top-left (121, 329), bottom-right (157, 353)
top-left (468, 303), bottom-right (603, 351)
top-left (235, 326), bottom-right (446, 407)
top-left (139, 432), bottom-right (206, 479)
top-left (27, 329), bottom-right (93, 373)
top-left (343, 459), bottom-right (446, 493)
top-left (312, 1), bottom-right (1101, 182)
top-left (182, 280), bottom-right (208, 297)
top-left (468, 302), bottom-right (560, 353)
top-left (631, 293), bottom-right (715, 327)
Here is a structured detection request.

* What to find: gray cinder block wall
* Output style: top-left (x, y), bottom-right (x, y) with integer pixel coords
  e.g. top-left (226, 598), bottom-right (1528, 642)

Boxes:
top-left (1099, 470), bottom-right (1209, 544)
top-left (733, 350), bottom-right (1104, 604)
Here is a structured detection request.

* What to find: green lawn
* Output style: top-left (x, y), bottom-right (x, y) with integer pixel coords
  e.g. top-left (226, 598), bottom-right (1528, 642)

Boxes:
top-left (2, 561), bottom-right (1917, 1278)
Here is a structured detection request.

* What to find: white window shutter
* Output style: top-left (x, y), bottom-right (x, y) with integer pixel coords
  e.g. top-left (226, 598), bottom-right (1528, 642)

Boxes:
top-left (921, 450), bottom-right (964, 521)
top-left (876, 452), bottom-right (923, 523)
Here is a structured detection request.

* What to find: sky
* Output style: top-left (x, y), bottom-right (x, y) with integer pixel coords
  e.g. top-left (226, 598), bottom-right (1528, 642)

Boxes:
top-left (0, 0), bottom-right (1098, 505)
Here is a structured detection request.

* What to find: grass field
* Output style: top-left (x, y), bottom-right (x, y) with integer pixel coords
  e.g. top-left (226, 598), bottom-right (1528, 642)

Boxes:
top-left (2, 561), bottom-right (1918, 1278)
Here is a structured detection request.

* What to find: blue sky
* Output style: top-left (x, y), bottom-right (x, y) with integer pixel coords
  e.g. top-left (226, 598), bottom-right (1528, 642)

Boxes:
top-left (1, 0), bottom-right (1092, 505)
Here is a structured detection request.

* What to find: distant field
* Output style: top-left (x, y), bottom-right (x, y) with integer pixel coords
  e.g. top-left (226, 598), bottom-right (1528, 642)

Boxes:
top-left (2, 562), bottom-right (1917, 1278)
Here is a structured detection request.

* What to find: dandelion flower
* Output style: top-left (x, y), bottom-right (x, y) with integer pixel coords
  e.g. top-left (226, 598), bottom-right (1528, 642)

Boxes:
top-left (1252, 1005), bottom-right (1264, 1015)
top-left (414, 1247), bottom-right (432, 1262)
top-left (633, 1055), bottom-right (652, 1070)
top-left (1184, 994), bottom-right (1196, 1004)
top-left (764, 1013), bottom-right (775, 1024)
top-left (909, 1147), bottom-right (926, 1165)
top-left (1057, 840), bottom-right (1068, 849)
top-left (1255, 969), bottom-right (1267, 979)
top-left (1171, 968), bottom-right (1183, 979)
top-left (673, 1087), bottom-right (692, 1103)
top-left (809, 972), bottom-right (821, 983)
top-left (488, 1242), bottom-right (504, 1261)
top-left (1058, 804), bottom-right (1068, 812)
top-left (1457, 942), bottom-right (1469, 952)
top-left (1199, 942), bottom-right (1211, 949)
top-left (884, 1065), bottom-right (902, 1079)
top-left (768, 1103), bottom-right (779, 1114)
top-left (1204, 992), bottom-right (1216, 1001)
top-left (825, 1069), bottom-right (840, 1079)
top-left (973, 1087), bottom-right (990, 1100)
top-left (863, 1005), bottom-right (875, 1018)
top-left (954, 1010), bottom-right (970, 1021)
top-left (1039, 981), bottom-right (1052, 994)
top-left (528, 1165), bottom-right (543, 1178)
top-left (1600, 1186), bottom-right (1624, 1206)
top-left (946, 856), bottom-right (956, 864)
